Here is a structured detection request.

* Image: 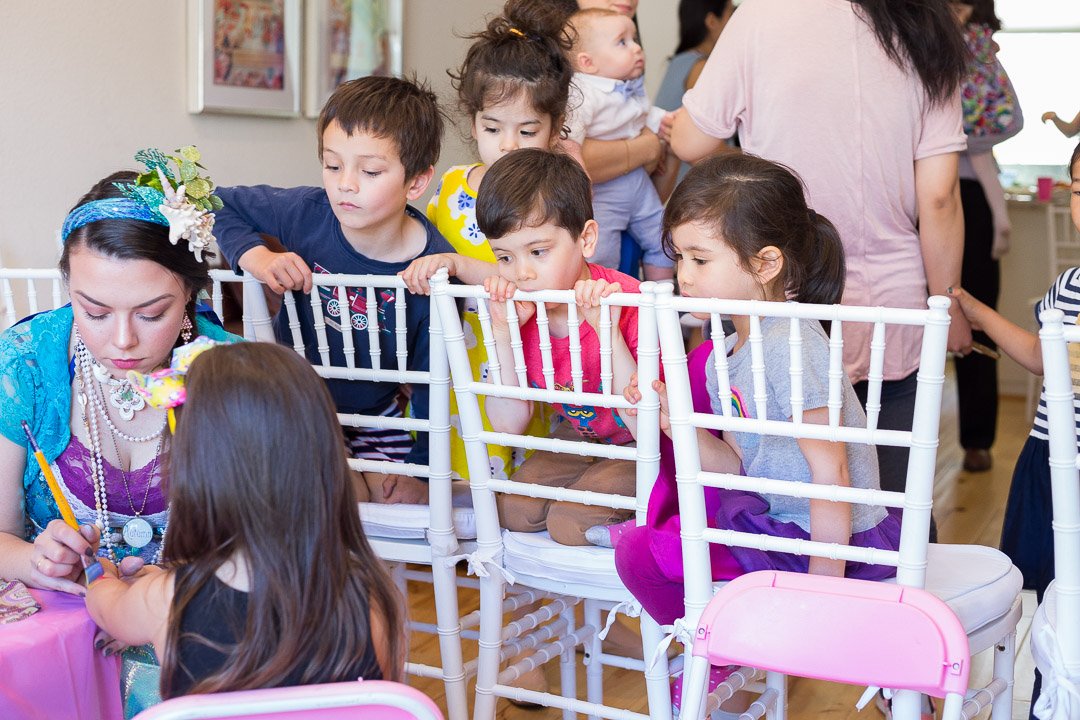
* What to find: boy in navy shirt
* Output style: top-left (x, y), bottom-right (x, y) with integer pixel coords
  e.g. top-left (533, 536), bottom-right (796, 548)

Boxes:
top-left (216, 75), bottom-right (452, 504)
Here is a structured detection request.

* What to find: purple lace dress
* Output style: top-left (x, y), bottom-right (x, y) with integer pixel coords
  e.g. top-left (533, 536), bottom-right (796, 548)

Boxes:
top-left (52, 434), bottom-right (167, 563)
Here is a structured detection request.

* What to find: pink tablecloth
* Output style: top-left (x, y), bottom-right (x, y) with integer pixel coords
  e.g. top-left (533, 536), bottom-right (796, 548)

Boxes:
top-left (0, 587), bottom-right (123, 720)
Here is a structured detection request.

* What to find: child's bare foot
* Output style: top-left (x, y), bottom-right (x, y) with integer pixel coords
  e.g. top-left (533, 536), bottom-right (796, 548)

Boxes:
top-left (378, 473), bottom-right (430, 504)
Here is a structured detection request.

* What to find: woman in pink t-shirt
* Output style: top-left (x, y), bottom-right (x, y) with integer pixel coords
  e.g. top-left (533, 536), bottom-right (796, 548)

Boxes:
top-left (664, 0), bottom-right (972, 508)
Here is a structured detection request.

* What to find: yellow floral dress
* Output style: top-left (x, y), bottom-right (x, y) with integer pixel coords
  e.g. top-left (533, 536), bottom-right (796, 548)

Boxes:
top-left (427, 164), bottom-right (552, 481)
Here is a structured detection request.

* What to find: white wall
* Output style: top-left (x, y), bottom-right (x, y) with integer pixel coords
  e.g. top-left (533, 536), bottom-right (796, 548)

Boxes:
top-left (0, 1), bottom-right (676, 269)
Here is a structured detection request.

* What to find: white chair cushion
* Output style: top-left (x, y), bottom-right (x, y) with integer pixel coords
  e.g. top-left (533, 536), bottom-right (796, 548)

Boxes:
top-left (359, 482), bottom-right (477, 540)
top-left (1030, 581), bottom-right (1080, 719)
top-left (502, 530), bottom-right (624, 590)
top-left (501, 535), bottom-right (1020, 636)
top-left (1031, 579), bottom-right (1057, 676)
top-left (909, 543), bottom-right (1022, 635)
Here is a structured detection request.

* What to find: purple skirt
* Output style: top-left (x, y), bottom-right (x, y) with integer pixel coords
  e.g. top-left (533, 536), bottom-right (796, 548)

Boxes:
top-left (714, 487), bottom-right (902, 580)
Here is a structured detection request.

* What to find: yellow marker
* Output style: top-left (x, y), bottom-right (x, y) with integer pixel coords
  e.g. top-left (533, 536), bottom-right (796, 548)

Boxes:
top-left (21, 420), bottom-right (78, 530)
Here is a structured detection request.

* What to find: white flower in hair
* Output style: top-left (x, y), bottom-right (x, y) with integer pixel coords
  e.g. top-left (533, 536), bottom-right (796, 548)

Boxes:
top-left (156, 167), bottom-right (214, 263)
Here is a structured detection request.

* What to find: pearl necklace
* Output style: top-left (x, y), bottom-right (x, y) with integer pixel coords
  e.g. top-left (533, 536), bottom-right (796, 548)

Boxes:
top-left (73, 326), bottom-right (167, 564)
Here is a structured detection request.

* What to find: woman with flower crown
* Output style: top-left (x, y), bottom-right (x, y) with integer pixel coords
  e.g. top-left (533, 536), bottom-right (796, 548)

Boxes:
top-left (0, 148), bottom-right (239, 715)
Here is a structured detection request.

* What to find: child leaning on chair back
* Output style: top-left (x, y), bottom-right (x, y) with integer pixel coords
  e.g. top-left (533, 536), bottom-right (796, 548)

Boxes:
top-left (423, 0), bottom-right (573, 486)
top-left (616, 153), bottom-right (903, 633)
top-left (213, 75), bottom-right (453, 505)
top-left (86, 342), bottom-right (403, 699)
top-left (404, 148), bottom-right (642, 546)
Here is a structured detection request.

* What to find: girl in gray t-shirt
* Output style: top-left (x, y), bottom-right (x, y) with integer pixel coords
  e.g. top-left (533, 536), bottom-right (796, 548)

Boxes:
top-left (616, 155), bottom-right (901, 645)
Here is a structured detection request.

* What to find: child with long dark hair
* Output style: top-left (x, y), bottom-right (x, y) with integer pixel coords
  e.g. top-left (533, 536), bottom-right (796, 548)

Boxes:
top-left (86, 342), bottom-right (403, 699)
top-left (618, 154), bottom-right (901, 713)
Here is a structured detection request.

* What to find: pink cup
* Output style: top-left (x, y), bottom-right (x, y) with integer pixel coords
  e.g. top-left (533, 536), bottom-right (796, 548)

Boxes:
top-left (1037, 176), bottom-right (1054, 202)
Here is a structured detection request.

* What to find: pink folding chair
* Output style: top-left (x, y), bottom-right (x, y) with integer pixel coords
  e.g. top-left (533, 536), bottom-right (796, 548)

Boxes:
top-left (132, 680), bottom-right (444, 720)
top-left (681, 571), bottom-right (971, 720)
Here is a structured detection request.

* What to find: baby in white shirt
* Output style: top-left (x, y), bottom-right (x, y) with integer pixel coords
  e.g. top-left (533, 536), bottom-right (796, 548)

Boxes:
top-left (566, 8), bottom-right (672, 280)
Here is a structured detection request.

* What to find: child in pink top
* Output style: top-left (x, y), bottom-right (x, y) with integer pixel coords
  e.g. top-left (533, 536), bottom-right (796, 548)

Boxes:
top-left (402, 148), bottom-right (640, 545)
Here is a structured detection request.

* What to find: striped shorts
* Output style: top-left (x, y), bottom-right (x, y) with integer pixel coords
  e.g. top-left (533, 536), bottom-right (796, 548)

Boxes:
top-left (342, 401), bottom-right (414, 463)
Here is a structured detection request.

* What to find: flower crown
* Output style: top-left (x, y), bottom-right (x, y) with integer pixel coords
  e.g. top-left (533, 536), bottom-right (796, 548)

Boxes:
top-left (61, 146), bottom-right (223, 263)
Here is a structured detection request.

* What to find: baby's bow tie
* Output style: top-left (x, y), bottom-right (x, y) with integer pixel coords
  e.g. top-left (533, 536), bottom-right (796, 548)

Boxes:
top-left (613, 76), bottom-right (645, 99)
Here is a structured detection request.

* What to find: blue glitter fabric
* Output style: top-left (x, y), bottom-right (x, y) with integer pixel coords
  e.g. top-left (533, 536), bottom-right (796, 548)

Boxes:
top-left (60, 198), bottom-right (167, 241)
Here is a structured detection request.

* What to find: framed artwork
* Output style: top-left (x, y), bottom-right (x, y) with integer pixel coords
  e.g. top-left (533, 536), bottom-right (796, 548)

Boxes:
top-left (304, 0), bottom-right (404, 118)
top-left (188, 0), bottom-right (302, 116)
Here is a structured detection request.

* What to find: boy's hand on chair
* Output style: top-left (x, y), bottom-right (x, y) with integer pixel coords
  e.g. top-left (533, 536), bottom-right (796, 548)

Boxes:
top-left (484, 276), bottom-right (535, 328)
top-left (400, 253), bottom-right (458, 295)
top-left (574, 278), bottom-right (622, 330)
top-left (241, 247), bottom-right (313, 294)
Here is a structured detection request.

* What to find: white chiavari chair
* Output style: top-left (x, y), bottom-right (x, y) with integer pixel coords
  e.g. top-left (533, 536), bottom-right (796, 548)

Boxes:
top-left (652, 286), bottom-right (1023, 720)
top-left (1029, 308), bottom-right (1080, 719)
top-left (274, 271), bottom-right (470, 720)
top-left (0, 267), bottom-right (68, 331)
top-left (431, 273), bottom-right (673, 720)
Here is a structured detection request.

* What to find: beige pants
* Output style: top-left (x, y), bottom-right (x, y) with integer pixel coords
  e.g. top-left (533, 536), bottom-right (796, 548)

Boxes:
top-left (497, 449), bottom-right (636, 545)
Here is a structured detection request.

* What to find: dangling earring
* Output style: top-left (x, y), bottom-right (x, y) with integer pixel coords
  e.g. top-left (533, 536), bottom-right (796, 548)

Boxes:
top-left (180, 313), bottom-right (193, 344)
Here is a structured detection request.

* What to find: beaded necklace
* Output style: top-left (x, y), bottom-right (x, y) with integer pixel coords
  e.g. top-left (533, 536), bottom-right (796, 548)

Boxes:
top-left (73, 326), bottom-right (168, 564)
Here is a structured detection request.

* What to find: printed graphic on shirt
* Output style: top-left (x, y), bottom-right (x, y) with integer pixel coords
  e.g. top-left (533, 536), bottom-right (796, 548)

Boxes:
top-left (535, 378), bottom-right (629, 442)
top-left (313, 262), bottom-right (394, 335)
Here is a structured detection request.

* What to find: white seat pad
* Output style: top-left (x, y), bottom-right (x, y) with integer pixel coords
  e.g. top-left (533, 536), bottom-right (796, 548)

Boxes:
top-left (1030, 581), bottom-right (1080, 719)
top-left (1031, 579), bottom-right (1057, 676)
top-left (896, 543), bottom-right (1022, 636)
top-left (359, 483), bottom-right (477, 540)
top-left (501, 534), bottom-right (1021, 631)
top-left (502, 530), bottom-right (624, 590)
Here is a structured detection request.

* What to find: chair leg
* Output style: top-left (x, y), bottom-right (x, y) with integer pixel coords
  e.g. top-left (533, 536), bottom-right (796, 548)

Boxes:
top-left (584, 600), bottom-right (604, 720)
top-left (641, 612), bottom-right (673, 720)
top-left (765, 671), bottom-right (787, 720)
top-left (430, 556), bottom-right (469, 720)
top-left (391, 562), bottom-right (407, 597)
top-left (473, 573), bottom-right (505, 720)
top-left (679, 655), bottom-right (711, 720)
top-left (559, 602), bottom-right (578, 720)
top-left (890, 689), bottom-right (923, 720)
top-left (991, 630), bottom-right (1017, 720)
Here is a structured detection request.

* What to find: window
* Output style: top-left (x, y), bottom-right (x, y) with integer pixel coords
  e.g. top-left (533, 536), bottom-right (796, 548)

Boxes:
top-left (993, 1), bottom-right (1080, 182)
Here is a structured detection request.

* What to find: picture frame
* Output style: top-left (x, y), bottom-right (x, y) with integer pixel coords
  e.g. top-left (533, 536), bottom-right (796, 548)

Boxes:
top-left (304, 0), bottom-right (404, 118)
top-left (188, 0), bottom-right (303, 117)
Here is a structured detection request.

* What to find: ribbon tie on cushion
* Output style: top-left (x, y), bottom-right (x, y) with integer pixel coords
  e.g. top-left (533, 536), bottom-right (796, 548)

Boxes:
top-left (1033, 622), bottom-right (1080, 719)
top-left (598, 599), bottom-right (642, 641)
top-left (649, 617), bottom-right (693, 671)
top-left (613, 76), bottom-right (645, 100)
top-left (445, 550), bottom-right (516, 586)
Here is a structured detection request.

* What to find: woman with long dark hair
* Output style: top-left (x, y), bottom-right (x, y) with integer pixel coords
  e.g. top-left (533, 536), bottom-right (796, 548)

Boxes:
top-left (667, 0), bottom-right (973, 521)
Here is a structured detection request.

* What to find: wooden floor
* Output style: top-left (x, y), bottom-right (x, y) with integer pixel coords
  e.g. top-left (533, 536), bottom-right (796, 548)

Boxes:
top-left (404, 364), bottom-right (1038, 720)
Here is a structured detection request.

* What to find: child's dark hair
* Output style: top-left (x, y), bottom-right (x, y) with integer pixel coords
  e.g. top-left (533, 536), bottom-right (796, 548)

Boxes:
top-left (663, 154), bottom-right (846, 305)
top-left (159, 342), bottom-right (403, 696)
top-left (476, 148), bottom-right (592, 240)
top-left (674, 0), bottom-right (729, 54)
top-left (450, 0), bottom-right (573, 132)
top-left (59, 171), bottom-right (211, 346)
top-left (1070, 139), bottom-right (1080, 177)
top-left (317, 75), bottom-right (444, 179)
